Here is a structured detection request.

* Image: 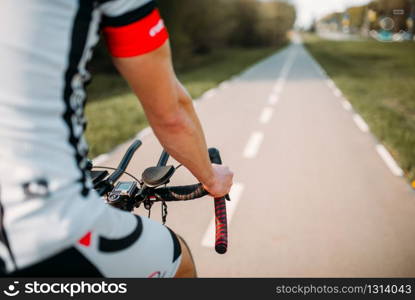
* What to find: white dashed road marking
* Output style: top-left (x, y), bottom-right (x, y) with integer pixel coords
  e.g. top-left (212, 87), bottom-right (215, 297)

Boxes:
top-left (268, 94), bottom-right (279, 105)
top-left (326, 79), bottom-right (336, 90)
top-left (201, 183), bottom-right (245, 248)
top-left (201, 50), bottom-right (296, 248)
top-left (259, 107), bottom-right (274, 124)
top-left (314, 63), bottom-right (326, 76)
top-left (353, 114), bottom-right (370, 133)
top-left (280, 49), bottom-right (297, 78)
top-left (341, 100), bottom-right (352, 111)
top-left (273, 80), bottom-right (285, 94)
top-left (334, 88), bottom-right (342, 98)
top-left (202, 89), bottom-right (217, 100)
top-left (243, 131), bottom-right (264, 159)
top-left (376, 144), bottom-right (404, 177)
top-left (219, 81), bottom-right (229, 90)
top-left (271, 49), bottom-right (297, 95)
top-left (93, 154), bottom-right (109, 166)
top-left (312, 54), bottom-right (406, 179)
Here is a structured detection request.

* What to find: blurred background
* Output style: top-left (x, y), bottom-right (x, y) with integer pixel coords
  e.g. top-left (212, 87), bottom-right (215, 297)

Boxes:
top-left (88, 0), bottom-right (415, 277)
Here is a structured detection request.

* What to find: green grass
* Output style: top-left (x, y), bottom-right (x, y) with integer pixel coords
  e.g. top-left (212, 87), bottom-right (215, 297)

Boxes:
top-left (85, 46), bottom-right (282, 158)
top-left (304, 35), bottom-right (415, 182)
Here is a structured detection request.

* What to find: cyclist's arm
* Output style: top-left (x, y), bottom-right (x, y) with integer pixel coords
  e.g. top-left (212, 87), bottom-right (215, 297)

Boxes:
top-left (112, 42), bottom-right (231, 195)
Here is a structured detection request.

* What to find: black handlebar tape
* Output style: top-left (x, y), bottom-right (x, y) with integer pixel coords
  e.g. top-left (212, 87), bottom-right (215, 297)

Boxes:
top-left (208, 148), bottom-right (228, 254)
top-left (107, 139), bottom-right (142, 184)
top-left (154, 184), bottom-right (208, 201)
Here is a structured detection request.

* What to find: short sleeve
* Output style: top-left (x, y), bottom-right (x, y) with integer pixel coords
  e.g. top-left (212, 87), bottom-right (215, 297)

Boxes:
top-left (99, 0), bottom-right (169, 58)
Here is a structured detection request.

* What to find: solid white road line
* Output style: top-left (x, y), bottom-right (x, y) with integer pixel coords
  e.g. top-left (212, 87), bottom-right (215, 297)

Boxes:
top-left (201, 183), bottom-right (245, 248)
top-left (259, 107), bottom-right (274, 124)
top-left (268, 94), bottom-right (279, 105)
top-left (341, 100), bottom-right (352, 111)
top-left (353, 114), bottom-right (370, 133)
top-left (243, 131), bottom-right (264, 159)
top-left (376, 144), bottom-right (404, 177)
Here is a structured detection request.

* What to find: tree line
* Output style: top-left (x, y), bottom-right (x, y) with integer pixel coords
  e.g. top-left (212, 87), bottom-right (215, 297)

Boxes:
top-left (91, 0), bottom-right (296, 73)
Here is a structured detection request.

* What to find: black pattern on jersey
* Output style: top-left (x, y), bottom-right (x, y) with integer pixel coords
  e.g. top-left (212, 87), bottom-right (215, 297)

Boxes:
top-left (62, 0), bottom-right (95, 197)
top-left (0, 186), bottom-right (17, 272)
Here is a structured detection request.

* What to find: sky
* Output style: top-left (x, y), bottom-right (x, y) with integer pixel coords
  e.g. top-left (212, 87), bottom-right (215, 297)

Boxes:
top-left (293, 0), bottom-right (371, 28)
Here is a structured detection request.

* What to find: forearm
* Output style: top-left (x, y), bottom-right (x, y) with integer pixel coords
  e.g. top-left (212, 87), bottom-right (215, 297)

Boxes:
top-left (112, 50), bottom-right (213, 186)
top-left (147, 81), bottom-right (214, 185)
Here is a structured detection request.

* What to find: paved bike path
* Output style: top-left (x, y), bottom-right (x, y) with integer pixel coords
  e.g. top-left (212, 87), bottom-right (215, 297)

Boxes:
top-left (99, 39), bottom-right (415, 277)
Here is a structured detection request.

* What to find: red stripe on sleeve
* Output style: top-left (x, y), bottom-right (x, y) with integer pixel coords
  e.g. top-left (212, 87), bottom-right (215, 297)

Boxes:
top-left (103, 9), bottom-right (169, 58)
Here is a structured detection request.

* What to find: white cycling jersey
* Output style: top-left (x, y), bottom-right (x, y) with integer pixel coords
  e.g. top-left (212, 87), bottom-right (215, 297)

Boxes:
top-left (0, 0), bottom-right (177, 277)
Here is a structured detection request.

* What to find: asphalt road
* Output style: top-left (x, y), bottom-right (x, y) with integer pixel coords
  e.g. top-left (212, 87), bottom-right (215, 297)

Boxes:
top-left (97, 37), bottom-right (415, 277)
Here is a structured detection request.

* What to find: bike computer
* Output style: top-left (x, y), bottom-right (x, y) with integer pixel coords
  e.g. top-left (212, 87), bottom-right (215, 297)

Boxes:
top-left (107, 181), bottom-right (138, 211)
top-left (111, 181), bottom-right (137, 197)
